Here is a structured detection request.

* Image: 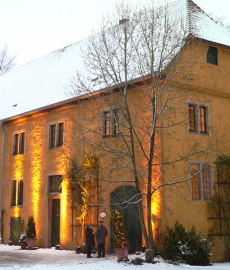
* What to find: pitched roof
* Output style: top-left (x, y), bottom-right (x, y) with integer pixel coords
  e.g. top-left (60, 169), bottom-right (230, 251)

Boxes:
top-left (0, 0), bottom-right (229, 121)
top-left (188, 0), bottom-right (230, 46)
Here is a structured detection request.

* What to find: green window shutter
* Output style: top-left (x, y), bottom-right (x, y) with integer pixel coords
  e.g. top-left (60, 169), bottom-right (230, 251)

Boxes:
top-left (207, 46), bottom-right (218, 65)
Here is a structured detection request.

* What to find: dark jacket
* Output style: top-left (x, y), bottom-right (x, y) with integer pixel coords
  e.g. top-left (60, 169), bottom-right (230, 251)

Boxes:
top-left (96, 225), bottom-right (108, 244)
top-left (85, 226), bottom-right (95, 247)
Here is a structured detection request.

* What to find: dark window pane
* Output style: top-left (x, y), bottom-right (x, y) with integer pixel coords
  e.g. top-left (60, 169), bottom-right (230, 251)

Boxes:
top-left (207, 46), bottom-right (218, 65)
top-left (189, 105), bottom-right (196, 132)
top-left (49, 175), bottom-right (62, 193)
top-left (49, 124), bottom-right (56, 148)
top-left (191, 164), bottom-right (201, 200)
top-left (13, 134), bottom-right (19, 155)
top-left (200, 107), bottom-right (207, 133)
top-left (57, 122), bottom-right (64, 146)
top-left (203, 165), bottom-right (211, 200)
top-left (11, 180), bottom-right (17, 206)
top-left (104, 111), bottom-right (110, 136)
top-left (19, 132), bottom-right (25, 154)
top-left (18, 180), bottom-right (24, 206)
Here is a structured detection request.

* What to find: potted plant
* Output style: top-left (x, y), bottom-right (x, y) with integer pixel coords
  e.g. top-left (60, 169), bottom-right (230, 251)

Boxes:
top-left (25, 216), bottom-right (37, 248)
top-left (19, 219), bottom-right (27, 249)
top-left (19, 232), bottom-right (27, 249)
top-left (111, 210), bottom-right (129, 261)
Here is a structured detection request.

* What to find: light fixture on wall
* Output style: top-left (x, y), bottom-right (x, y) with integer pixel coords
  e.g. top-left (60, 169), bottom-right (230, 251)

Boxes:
top-left (55, 244), bottom-right (61, 250)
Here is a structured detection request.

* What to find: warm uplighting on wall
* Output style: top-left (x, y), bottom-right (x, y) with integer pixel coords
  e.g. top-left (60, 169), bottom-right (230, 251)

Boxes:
top-left (56, 119), bottom-right (71, 245)
top-left (30, 122), bottom-right (44, 235)
top-left (141, 112), bottom-right (162, 243)
top-left (13, 155), bottom-right (24, 218)
top-left (150, 136), bottom-right (161, 239)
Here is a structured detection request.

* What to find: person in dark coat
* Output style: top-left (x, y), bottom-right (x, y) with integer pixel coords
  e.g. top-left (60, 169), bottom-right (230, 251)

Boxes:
top-left (96, 220), bottom-right (108, 258)
top-left (85, 223), bottom-right (95, 258)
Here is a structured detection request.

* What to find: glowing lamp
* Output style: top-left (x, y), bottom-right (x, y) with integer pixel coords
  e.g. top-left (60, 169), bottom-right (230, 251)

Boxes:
top-left (76, 246), bottom-right (81, 254)
top-left (55, 244), bottom-right (61, 250)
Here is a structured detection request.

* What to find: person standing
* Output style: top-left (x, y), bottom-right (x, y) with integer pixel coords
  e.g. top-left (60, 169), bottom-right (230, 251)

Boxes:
top-left (85, 223), bottom-right (95, 258)
top-left (96, 220), bottom-right (108, 258)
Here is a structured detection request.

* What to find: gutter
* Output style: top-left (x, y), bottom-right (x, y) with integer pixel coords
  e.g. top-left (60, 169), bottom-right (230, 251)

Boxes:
top-left (0, 120), bottom-right (5, 244)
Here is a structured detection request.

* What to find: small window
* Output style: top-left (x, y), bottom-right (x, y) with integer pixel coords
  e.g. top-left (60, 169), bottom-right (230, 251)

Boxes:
top-left (49, 175), bottom-right (62, 193)
top-left (191, 164), bottom-right (201, 200)
top-left (104, 111), bottom-right (111, 136)
top-left (188, 105), bottom-right (196, 132)
top-left (19, 132), bottom-right (25, 154)
top-left (13, 134), bottom-right (19, 155)
top-left (18, 179), bottom-right (24, 206)
top-left (11, 180), bottom-right (17, 206)
top-left (13, 131), bottom-right (25, 155)
top-left (102, 109), bottom-right (121, 137)
top-left (187, 102), bottom-right (209, 135)
top-left (49, 124), bottom-right (56, 148)
top-left (113, 109), bottom-right (120, 135)
top-left (57, 122), bottom-right (64, 146)
top-left (11, 179), bottom-right (24, 207)
top-left (49, 122), bottom-right (64, 149)
top-left (190, 162), bottom-right (212, 201)
top-left (203, 164), bottom-right (211, 200)
top-left (207, 46), bottom-right (218, 65)
top-left (199, 107), bottom-right (207, 133)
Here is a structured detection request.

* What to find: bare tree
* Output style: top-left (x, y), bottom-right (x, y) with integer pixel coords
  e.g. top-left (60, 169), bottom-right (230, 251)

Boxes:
top-left (0, 45), bottom-right (16, 75)
top-left (67, 0), bottom-right (221, 252)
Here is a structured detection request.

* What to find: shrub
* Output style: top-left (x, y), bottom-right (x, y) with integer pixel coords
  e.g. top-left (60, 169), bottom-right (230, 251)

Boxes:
top-left (26, 216), bottom-right (36, 238)
top-left (161, 221), bottom-right (211, 266)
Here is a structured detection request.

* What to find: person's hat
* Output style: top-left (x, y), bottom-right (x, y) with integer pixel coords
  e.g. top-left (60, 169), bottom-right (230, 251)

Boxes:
top-left (88, 223), bottom-right (93, 227)
top-left (99, 220), bottom-right (103, 224)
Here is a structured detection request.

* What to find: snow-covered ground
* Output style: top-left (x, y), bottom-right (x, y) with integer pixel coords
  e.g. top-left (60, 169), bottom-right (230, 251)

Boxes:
top-left (0, 244), bottom-right (229, 270)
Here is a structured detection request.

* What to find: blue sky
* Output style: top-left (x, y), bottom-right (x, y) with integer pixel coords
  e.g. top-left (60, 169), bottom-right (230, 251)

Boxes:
top-left (0, 0), bottom-right (229, 67)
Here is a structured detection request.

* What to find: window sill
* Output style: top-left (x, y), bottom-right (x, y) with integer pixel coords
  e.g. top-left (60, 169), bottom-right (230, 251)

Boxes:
top-left (191, 199), bottom-right (211, 202)
top-left (12, 153), bottom-right (25, 156)
top-left (102, 134), bottom-right (121, 139)
top-left (188, 131), bottom-right (210, 136)
top-left (49, 191), bottom-right (62, 194)
top-left (49, 145), bottom-right (63, 150)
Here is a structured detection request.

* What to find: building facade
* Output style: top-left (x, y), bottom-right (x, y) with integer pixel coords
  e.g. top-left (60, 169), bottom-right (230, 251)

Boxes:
top-left (0, 0), bottom-right (230, 261)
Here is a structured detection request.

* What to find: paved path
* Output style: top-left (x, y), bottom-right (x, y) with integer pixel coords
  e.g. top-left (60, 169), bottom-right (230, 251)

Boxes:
top-left (0, 245), bottom-right (120, 267)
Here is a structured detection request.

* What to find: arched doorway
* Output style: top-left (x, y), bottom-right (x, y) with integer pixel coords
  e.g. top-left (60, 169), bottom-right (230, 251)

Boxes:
top-left (110, 186), bottom-right (142, 253)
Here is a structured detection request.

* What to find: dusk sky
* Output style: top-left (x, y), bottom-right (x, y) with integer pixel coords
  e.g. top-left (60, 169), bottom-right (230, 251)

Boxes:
top-left (1, 0), bottom-right (230, 67)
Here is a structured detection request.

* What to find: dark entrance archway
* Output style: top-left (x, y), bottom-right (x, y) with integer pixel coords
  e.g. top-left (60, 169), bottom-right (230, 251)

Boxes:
top-left (110, 186), bottom-right (142, 253)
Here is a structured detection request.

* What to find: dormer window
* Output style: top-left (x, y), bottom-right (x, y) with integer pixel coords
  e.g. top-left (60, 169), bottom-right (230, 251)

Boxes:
top-left (207, 46), bottom-right (218, 65)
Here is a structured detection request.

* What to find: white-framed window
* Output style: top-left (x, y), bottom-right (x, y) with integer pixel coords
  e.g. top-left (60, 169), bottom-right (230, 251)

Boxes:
top-left (12, 131), bottom-right (25, 155)
top-left (187, 101), bottom-right (210, 135)
top-left (48, 175), bottom-right (62, 193)
top-left (11, 178), bottom-right (24, 207)
top-left (190, 161), bottom-right (213, 201)
top-left (102, 108), bottom-right (121, 137)
top-left (48, 121), bottom-right (64, 149)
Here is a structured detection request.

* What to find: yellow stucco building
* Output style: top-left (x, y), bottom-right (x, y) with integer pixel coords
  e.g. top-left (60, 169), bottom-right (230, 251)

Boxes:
top-left (0, 0), bottom-right (230, 261)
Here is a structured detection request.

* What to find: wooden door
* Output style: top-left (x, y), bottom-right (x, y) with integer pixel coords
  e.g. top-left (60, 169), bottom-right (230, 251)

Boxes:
top-left (51, 199), bottom-right (60, 247)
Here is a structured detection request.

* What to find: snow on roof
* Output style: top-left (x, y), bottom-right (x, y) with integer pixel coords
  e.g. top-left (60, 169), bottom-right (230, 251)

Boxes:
top-left (0, 41), bottom-right (86, 121)
top-left (0, 0), bottom-right (230, 121)
top-left (188, 0), bottom-right (230, 46)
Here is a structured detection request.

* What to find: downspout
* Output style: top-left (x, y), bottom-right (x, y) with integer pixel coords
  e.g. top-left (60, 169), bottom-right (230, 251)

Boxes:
top-left (0, 120), bottom-right (5, 244)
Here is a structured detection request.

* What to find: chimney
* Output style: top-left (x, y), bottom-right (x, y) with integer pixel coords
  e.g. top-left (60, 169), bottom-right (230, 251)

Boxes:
top-left (119, 18), bottom-right (129, 25)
